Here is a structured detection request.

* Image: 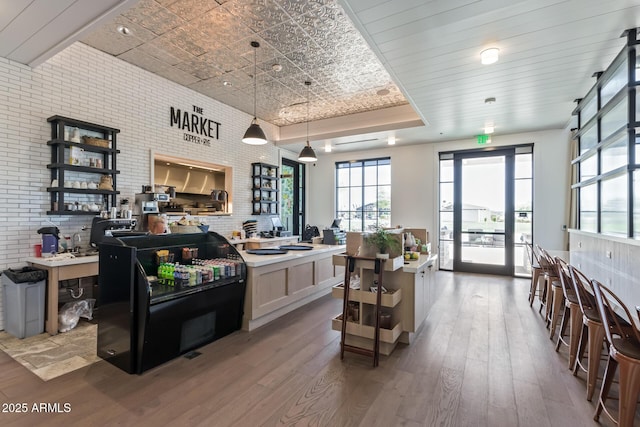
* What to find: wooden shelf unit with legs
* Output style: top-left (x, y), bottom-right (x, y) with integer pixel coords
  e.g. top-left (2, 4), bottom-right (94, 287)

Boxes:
top-left (333, 255), bottom-right (403, 366)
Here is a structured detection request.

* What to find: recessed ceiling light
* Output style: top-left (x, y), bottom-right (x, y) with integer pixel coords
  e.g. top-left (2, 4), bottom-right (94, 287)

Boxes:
top-left (484, 123), bottom-right (495, 134)
top-left (480, 48), bottom-right (499, 65)
top-left (272, 64), bottom-right (282, 72)
top-left (388, 135), bottom-right (396, 145)
top-left (116, 25), bottom-right (132, 36)
top-left (324, 141), bottom-right (332, 152)
top-left (377, 89), bottom-right (390, 96)
top-left (484, 97), bottom-right (496, 104)
top-left (223, 81), bottom-right (232, 86)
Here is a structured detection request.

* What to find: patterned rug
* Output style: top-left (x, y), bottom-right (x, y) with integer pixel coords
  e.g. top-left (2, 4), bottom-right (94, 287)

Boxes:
top-left (0, 321), bottom-right (99, 381)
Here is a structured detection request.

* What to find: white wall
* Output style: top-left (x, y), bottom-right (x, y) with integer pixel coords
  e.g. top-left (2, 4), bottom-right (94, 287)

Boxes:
top-left (0, 42), bottom-right (282, 329)
top-left (308, 128), bottom-right (571, 257)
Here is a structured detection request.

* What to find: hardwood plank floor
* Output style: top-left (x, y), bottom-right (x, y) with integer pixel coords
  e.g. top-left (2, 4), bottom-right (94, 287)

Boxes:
top-left (0, 271), bottom-right (638, 426)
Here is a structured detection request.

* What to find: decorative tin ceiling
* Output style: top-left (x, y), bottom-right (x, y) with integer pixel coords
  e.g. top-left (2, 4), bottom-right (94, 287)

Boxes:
top-left (81, 0), bottom-right (408, 126)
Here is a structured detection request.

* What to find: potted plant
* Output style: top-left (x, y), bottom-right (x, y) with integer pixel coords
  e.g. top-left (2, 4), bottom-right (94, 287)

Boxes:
top-left (365, 227), bottom-right (401, 259)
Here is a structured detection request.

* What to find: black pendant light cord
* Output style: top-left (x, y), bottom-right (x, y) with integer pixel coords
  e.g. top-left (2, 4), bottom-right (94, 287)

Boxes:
top-left (306, 81), bottom-right (310, 145)
top-left (253, 42), bottom-right (257, 120)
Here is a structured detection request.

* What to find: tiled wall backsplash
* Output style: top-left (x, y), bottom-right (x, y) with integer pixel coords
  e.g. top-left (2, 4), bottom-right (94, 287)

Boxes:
top-left (0, 42), bottom-right (285, 330)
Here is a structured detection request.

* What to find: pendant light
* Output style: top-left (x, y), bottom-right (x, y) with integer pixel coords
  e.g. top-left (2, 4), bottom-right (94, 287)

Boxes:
top-left (298, 81), bottom-right (317, 162)
top-left (242, 41), bottom-right (267, 145)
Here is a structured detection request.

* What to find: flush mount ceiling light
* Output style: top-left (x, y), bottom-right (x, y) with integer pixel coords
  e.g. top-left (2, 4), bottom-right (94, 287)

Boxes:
top-left (242, 41), bottom-right (267, 145)
top-left (298, 81), bottom-right (317, 163)
top-left (480, 47), bottom-right (500, 65)
top-left (484, 123), bottom-right (495, 134)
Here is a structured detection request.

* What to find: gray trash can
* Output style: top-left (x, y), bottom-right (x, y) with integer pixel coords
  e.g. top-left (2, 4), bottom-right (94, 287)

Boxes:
top-left (2, 267), bottom-right (47, 338)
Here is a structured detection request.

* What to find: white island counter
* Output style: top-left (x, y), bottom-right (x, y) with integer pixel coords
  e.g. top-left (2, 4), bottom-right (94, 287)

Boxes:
top-left (241, 244), bottom-right (346, 331)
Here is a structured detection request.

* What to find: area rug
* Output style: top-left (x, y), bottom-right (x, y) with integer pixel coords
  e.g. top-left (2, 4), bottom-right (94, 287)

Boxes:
top-left (0, 321), bottom-right (99, 381)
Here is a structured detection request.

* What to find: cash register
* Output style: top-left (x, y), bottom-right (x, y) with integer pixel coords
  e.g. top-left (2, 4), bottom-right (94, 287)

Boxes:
top-left (271, 217), bottom-right (292, 237)
top-left (323, 218), bottom-right (346, 245)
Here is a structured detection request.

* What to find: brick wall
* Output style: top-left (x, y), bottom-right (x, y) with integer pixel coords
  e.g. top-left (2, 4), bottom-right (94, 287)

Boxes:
top-left (0, 42), bottom-right (285, 330)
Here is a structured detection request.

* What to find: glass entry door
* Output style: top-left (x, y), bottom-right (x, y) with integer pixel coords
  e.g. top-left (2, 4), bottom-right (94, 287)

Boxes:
top-left (439, 146), bottom-right (533, 276)
top-left (455, 152), bottom-right (512, 274)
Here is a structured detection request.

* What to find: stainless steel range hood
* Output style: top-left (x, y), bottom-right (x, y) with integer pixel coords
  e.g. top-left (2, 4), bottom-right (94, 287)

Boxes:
top-left (154, 161), bottom-right (224, 195)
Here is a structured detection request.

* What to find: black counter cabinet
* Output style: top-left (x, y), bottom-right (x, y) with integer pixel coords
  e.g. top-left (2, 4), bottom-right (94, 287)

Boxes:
top-left (96, 232), bottom-right (246, 374)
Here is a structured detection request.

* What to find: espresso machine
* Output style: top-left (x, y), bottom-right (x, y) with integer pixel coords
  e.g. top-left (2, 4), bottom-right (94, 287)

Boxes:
top-left (134, 187), bottom-right (171, 231)
top-left (89, 217), bottom-right (140, 248)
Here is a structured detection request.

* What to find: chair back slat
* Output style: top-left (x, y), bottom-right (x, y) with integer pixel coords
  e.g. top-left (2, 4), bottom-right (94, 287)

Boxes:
top-left (568, 265), bottom-right (597, 315)
top-left (525, 243), bottom-right (534, 267)
top-left (591, 279), bottom-right (640, 347)
top-left (554, 257), bottom-right (573, 298)
top-left (538, 247), bottom-right (558, 277)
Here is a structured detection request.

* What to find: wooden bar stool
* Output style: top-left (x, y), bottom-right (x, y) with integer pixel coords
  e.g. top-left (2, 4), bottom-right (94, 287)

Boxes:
top-left (591, 279), bottom-right (640, 427)
top-left (569, 265), bottom-right (606, 401)
top-left (539, 248), bottom-right (562, 337)
top-left (553, 257), bottom-right (581, 368)
top-left (527, 243), bottom-right (544, 307)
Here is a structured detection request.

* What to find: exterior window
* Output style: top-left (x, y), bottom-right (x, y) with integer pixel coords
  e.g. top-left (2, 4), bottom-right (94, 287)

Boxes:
top-left (574, 31), bottom-right (638, 238)
top-left (580, 124), bottom-right (597, 154)
top-left (601, 174), bottom-right (628, 236)
top-left (336, 158), bottom-right (391, 231)
top-left (579, 185), bottom-right (597, 233)
top-left (601, 98), bottom-right (627, 141)
top-left (601, 60), bottom-right (627, 107)
top-left (580, 153), bottom-right (597, 182)
top-left (601, 134), bottom-right (627, 174)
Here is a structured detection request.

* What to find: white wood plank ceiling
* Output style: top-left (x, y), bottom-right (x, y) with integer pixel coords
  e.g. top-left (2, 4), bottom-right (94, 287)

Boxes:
top-left (340, 0), bottom-right (640, 145)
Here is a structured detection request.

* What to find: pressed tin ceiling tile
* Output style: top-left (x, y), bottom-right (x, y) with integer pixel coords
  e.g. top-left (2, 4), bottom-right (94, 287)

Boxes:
top-left (160, 26), bottom-right (209, 57)
top-left (123, 0), bottom-right (185, 36)
top-left (143, 36), bottom-right (195, 64)
top-left (273, 0), bottom-right (331, 17)
top-left (223, 0), bottom-right (293, 33)
top-left (165, 0), bottom-right (221, 21)
top-left (138, 40), bottom-right (189, 65)
top-left (81, 16), bottom-right (153, 56)
top-left (81, 0), bottom-right (409, 126)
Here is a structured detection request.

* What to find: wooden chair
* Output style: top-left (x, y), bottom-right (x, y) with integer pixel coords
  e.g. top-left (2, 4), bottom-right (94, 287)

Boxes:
top-left (591, 279), bottom-right (640, 427)
top-left (538, 247), bottom-right (561, 333)
top-left (526, 243), bottom-right (544, 307)
top-left (569, 265), bottom-right (606, 401)
top-left (553, 257), bottom-right (581, 368)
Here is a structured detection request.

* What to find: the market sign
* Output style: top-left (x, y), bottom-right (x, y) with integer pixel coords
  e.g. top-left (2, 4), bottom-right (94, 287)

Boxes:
top-left (170, 105), bottom-right (221, 146)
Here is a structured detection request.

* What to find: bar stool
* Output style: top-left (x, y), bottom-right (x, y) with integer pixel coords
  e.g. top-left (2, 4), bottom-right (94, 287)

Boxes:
top-left (591, 279), bottom-right (640, 427)
top-left (570, 265), bottom-right (606, 401)
top-left (553, 257), bottom-right (581, 368)
top-left (539, 248), bottom-right (562, 337)
top-left (527, 243), bottom-right (544, 307)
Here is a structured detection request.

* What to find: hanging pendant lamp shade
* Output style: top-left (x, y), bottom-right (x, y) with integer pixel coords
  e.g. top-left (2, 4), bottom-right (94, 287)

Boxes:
top-left (298, 142), bottom-right (317, 162)
top-left (243, 41), bottom-right (267, 145)
top-left (298, 81), bottom-right (317, 162)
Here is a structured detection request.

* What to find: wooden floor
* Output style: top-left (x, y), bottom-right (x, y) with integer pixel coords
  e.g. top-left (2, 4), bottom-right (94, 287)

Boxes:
top-left (1, 272), bottom-right (638, 426)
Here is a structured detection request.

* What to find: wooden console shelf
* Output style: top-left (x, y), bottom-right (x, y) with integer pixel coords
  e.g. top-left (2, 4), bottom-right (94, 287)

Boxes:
top-left (332, 251), bottom-right (439, 359)
top-left (332, 284), bottom-right (401, 307)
